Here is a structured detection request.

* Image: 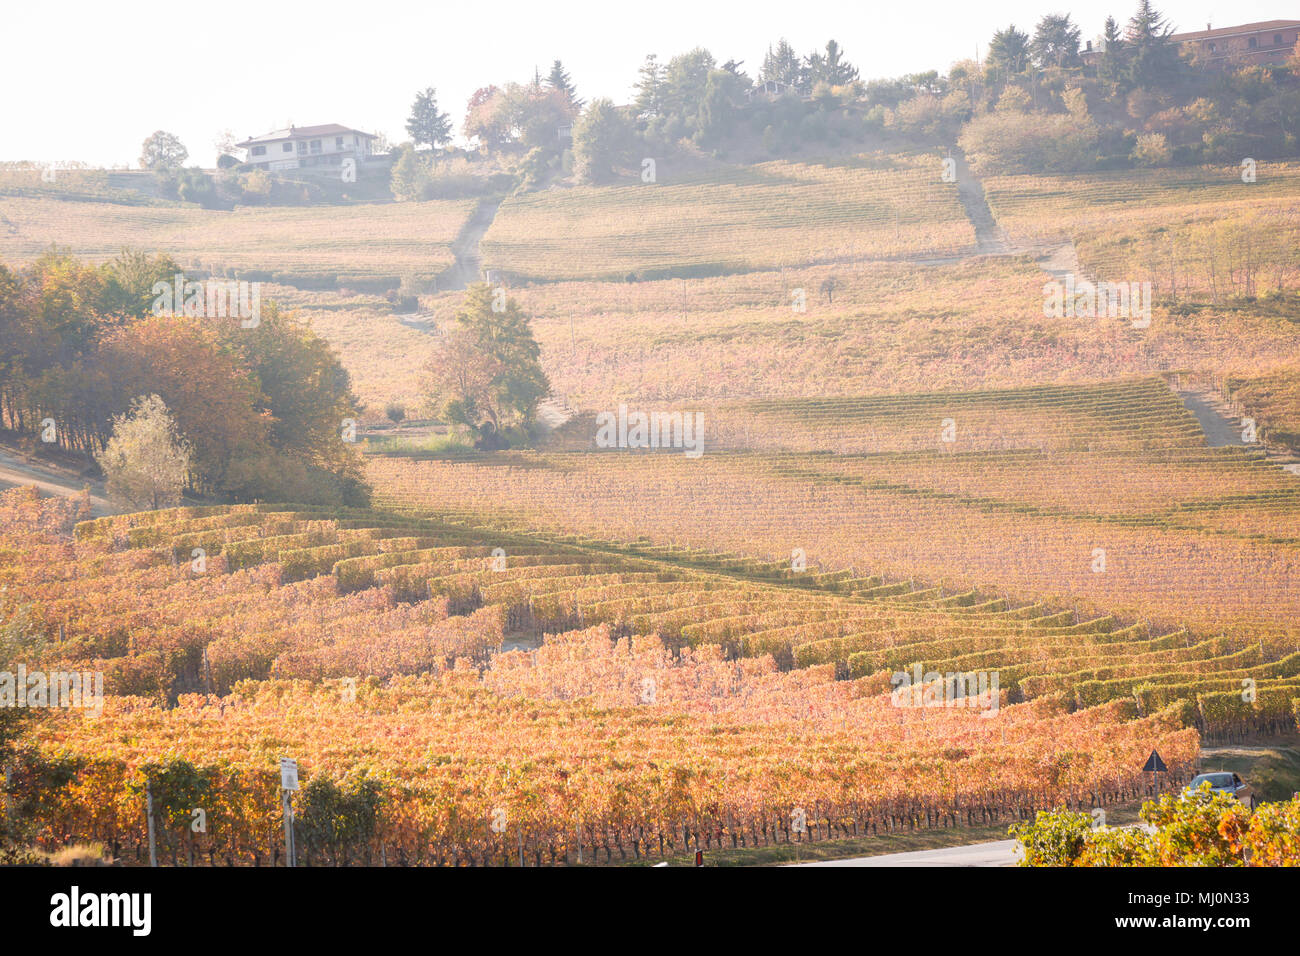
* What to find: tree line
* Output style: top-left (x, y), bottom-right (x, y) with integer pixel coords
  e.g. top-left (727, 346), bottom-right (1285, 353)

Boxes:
top-left (0, 249), bottom-right (368, 506)
top-left (386, 0), bottom-right (1300, 188)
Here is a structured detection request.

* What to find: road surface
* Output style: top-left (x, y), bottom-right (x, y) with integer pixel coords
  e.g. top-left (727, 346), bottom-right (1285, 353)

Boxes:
top-left (796, 839), bottom-right (1020, 867)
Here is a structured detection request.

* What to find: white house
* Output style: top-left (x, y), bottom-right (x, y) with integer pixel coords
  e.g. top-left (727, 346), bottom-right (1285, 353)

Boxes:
top-left (236, 124), bottom-right (378, 171)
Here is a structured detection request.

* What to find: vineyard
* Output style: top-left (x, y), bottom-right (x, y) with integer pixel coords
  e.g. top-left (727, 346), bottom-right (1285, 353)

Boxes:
top-left (983, 164), bottom-right (1300, 299)
top-left (407, 257), bottom-right (1300, 418)
top-left (0, 488), bottom-right (1242, 865)
top-left (365, 372), bottom-right (1300, 635)
top-left (479, 153), bottom-right (975, 281)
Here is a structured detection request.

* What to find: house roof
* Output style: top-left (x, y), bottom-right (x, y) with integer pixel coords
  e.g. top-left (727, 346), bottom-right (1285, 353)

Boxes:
top-left (1172, 20), bottom-right (1300, 42)
top-left (236, 124), bottom-right (378, 148)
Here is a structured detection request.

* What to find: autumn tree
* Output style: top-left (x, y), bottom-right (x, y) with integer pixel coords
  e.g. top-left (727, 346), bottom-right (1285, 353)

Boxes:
top-left (95, 394), bottom-right (192, 510)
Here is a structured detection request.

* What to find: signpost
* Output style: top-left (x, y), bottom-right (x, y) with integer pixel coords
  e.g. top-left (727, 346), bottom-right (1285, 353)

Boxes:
top-left (1141, 750), bottom-right (1167, 797)
top-left (280, 758), bottom-right (299, 868)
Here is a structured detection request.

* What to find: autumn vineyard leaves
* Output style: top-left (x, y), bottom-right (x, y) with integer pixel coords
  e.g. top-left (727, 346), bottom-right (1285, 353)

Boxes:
top-left (6, 478), bottom-right (1298, 864)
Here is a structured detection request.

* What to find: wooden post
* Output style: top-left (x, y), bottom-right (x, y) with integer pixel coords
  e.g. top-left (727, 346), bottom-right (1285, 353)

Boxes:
top-left (145, 781), bottom-right (158, 868)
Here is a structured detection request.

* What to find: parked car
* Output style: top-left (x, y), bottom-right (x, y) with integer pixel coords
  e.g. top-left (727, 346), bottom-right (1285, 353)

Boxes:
top-left (1186, 772), bottom-right (1254, 808)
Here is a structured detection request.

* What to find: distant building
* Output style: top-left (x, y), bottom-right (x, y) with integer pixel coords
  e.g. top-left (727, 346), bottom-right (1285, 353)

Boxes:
top-left (237, 124), bottom-right (378, 171)
top-left (1174, 20), bottom-right (1300, 66)
top-left (746, 80), bottom-right (794, 101)
top-left (1082, 20), bottom-right (1300, 67)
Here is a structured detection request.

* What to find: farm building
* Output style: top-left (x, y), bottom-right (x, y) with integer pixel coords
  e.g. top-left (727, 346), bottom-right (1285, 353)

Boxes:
top-left (237, 124), bottom-right (378, 171)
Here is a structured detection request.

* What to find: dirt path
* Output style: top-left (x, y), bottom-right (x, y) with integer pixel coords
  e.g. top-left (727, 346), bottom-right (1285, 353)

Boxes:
top-left (0, 448), bottom-right (113, 515)
top-left (951, 149), bottom-right (1010, 255)
top-left (1176, 385), bottom-right (1300, 474)
top-left (437, 198), bottom-right (502, 292)
top-left (930, 151), bottom-right (1083, 284)
top-left (1180, 389), bottom-right (1247, 448)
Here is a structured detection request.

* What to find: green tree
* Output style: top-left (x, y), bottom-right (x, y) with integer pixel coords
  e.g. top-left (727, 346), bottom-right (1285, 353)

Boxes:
top-left (695, 69), bottom-right (744, 147)
top-left (633, 54), bottom-right (665, 116)
top-left (1097, 16), bottom-right (1127, 86)
top-left (573, 98), bottom-right (635, 182)
top-left (547, 60), bottom-right (582, 111)
top-left (296, 774), bottom-right (383, 865)
top-left (662, 48), bottom-right (717, 129)
top-left (1009, 809), bottom-right (1092, 865)
top-left (95, 393), bottom-right (192, 510)
top-left (406, 87), bottom-right (453, 150)
top-left (1124, 0), bottom-right (1181, 88)
top-left (806, 39), bottom-right (858, 86)
top-left (138, 130), bottom-right (188, 170)
top-left (214, 302), bottom-right (367, 504)
top-left (1030, 14), bottom-right (1082, 68)
top-left (389, 144), bottom-right (432, 201)
top-left (987, 25), bottom-right (1031, 76)
top-left (101, 249), bottom-right (183, 318)
top-left (760, 39), bottom-right (803, 88)
top-left (423, 284), bottom-right (548, 443)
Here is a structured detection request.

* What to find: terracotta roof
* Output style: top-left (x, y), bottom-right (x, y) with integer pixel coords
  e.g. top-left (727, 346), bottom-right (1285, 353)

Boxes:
top-left (1172, 20), bottom-right (1300, 42)
top-left (236, 124), bottom-right (377, 148)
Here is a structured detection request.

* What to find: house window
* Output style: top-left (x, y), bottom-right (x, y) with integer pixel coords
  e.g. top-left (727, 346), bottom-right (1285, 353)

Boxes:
top-left (336, 136), bottom-right (345, 149)
top-left (297, 141), bottom-right (307, 153)
top-left (1208, 41), bottom-right (1216, 53)
top-left (282, 143), bottom-right (293, 153)
top-left (310, 139), bottom-right (322, 153)
top-left (1275, 34), bottom-right (1284, 45)
top-left (1249, 37), bottom-right (1257, 48)
top-left (251, 145), bottom-right (266, 156)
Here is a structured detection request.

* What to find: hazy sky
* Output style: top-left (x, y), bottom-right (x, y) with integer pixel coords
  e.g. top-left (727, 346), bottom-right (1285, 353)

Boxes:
top-left (2, 0), bottom-right (1291, 166)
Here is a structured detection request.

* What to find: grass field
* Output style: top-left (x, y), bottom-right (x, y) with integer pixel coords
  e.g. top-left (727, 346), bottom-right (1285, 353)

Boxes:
top-left (480, 152), bottom-right (975, 281)
top-left (0, 194), bottom-right (477, 287)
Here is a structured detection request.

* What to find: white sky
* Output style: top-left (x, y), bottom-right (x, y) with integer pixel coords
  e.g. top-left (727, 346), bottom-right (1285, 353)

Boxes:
top-left (1, 0), bottom-right (1290, 166)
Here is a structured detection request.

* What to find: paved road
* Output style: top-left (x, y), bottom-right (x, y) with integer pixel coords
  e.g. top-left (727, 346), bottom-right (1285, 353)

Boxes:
top-left (796, 838), bottom-right (1020, 867)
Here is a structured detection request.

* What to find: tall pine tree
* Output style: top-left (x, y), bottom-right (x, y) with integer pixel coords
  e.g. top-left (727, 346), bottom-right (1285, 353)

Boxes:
top-left (405, 87), bottom-right (452, 149)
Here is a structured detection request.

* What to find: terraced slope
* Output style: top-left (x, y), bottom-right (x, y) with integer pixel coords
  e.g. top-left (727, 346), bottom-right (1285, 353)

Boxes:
top-left (5, 489), bottom-right (1210, 865)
